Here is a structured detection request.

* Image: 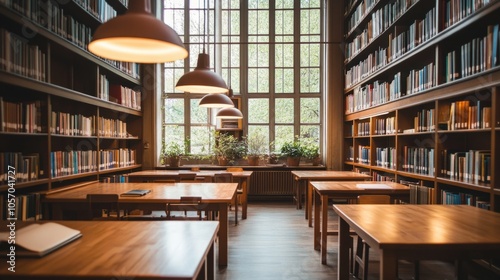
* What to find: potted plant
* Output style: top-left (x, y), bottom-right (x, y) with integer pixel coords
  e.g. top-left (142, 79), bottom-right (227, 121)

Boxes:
top-left (160, 139), bottom-right (186, 167)
top-left (245, 132), bottom-right (267, 166)
top-left (213, 131), bottom-right (247, 166)
top-left (303, 143), bottom-right (321, 166)
top-left (280, 137), bottom-right (304, 166)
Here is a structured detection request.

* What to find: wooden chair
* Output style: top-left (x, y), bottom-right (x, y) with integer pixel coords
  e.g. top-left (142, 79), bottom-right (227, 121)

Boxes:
top-left (166, 196), bottom-right (205, 220)
top-left (353, 195), bottom-right (391, 280)
top-left (225, 167), bottom-right (244, 207)
top-left (214, 172), bottom-right (238, 224)
top-left (86, 194), bottom-right (121, 220)
top-left (178, 172), bottom-right (198, 182)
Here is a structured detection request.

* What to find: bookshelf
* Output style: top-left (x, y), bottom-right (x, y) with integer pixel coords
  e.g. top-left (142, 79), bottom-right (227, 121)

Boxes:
top-left (343, 0), bottom-right (500, 214)
top-left (0, 0), bottom-right (142, 220)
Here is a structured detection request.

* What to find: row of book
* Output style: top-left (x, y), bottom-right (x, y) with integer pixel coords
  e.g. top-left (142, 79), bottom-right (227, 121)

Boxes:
top-left (374, 116), bottom-right (396, 135)
top-left (402, 146), bottom-right (435, 176)
top-left (408, 183), bottom-right (435, 204)
top-left (100, 174), bottom-right (129, 183)
top-left (445, 24), bottom-right (499, 83)
top-left (0, 193), bottom-right (42, 221)
top-left (0, 97), bottom-right (43, 133)
top-left (372, 171), bottom-right (395, 181)
top-left (98, 117), bottom-right (128, 138)
top-left (357, 121), bottom-right (370, 136)
top-left (98, 148), bottom-right (136, 170)
top-left (357, 145), bottom-right (370, 164)
top-left (405, 61), bottom-right (436, 95)
top-left (445, 100), bottom-right (491, 130)
top-left (98, 74), bottom-right (142, 110)
top-left (73, 0), bottom-right (117, 23)
top-left (345, 0), bottom-right (378, 35)
top-left (0, 152), bottom-right (40, 184)
top-left (0, 0), bottom-right (140, 79)
top-left (345, 73), bottom-right (402, 113)
top-left (375, 146), bottom-right (396, 169)
top-left (442, 0), bottom-right (492, 29)
top-left (0, 28), bottom-right (47, 82)
top-left (50, 148), bottom-right (137, 177)
top-left (50, 111), bottom-right (95, 136)
top-left (345, 46), bottom-right (388, 88)
top-left (387, 7), bottom-right (437, 64)
top-left (441, 149), bottom-right (491, 183)
top-left (402, 108), bottom-right (436, 133)
top-left (441, 189), bottom-right (490, 209)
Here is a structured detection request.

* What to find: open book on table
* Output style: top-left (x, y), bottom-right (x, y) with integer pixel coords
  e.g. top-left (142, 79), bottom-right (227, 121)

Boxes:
top-left (0, 222), bottom-right (82, 257)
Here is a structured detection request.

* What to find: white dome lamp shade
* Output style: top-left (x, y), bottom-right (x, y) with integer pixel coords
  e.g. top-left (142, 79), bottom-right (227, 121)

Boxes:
top-left (216, 107), bottom-right (243, 119)
top-left (199, 93), bottom-right (234, 108)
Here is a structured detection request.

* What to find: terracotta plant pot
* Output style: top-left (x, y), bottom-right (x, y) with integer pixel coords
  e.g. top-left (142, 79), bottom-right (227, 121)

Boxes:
top-left (286, 156), bottom-right (301, 167)
top-left (247, 155), bottom-right (260, 166)
top-left (218, 157), bottom-right (229, 166)
top-left (168, 156), bottom-right (180, 167)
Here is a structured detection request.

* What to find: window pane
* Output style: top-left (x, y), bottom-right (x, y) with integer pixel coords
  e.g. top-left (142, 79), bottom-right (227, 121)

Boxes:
top-left (300, 125), bottom-right (320, 144)
top-left (275, 98), bottom-right (294, 123)
top-left (164, 98), bottom-right (184, 123)
top-left (248, 125), bottom-right (270, 154)
top-left (248, 98), bottom-right (269, 123)
top-left (274, 125), bottom-right (294, 151)
top-left (191, 99), bottom-right (208, 123)
top-left (300, 68), bottom-right (320, 93)
top-left (164, 125), bottom-right (184, 143)
top-left (190, 126), bottom-right (214, 154)
top-left (300, 98), bottom-right (320, 123)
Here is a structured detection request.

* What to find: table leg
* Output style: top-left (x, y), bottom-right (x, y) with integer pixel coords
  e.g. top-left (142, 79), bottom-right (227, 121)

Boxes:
top-left (304, 180), bottom-right (308, 219)
top-left (338, 216), bottom-right (350, 280)
top-left (242, 178), bottom-right (248, 219)
top-left (206, 239), bottom-right (215, 280)
top-left (295, 177), bottom-right (301, 209)
top-left (218, 203), bottom-right (228, 266)
top-left (380, 250), bottom-right (398, 280)
top-left (321, 194), bottom-right (328, 264)
top-left (308, 181), bottom-right (313, 227)
top-left (314, 189), bottom-right (321, 251)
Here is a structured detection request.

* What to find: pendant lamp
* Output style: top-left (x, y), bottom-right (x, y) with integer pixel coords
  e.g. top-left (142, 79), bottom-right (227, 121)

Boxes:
top-left (199, 93), bottom-right (234, 108)
top-left (216, 107), bottom-right (243, 119)
top-left (175, 0), bottom-right (228, 93)
top-left (88, 0), bottom-right (188, 63)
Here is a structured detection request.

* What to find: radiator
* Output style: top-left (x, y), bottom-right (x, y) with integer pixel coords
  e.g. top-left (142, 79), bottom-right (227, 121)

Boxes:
top-left (249, 171), bottom-right (294, 196)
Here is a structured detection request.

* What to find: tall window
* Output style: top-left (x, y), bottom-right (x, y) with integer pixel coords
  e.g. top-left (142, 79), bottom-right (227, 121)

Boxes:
top-left (162, 0), bottom-right (323, 157)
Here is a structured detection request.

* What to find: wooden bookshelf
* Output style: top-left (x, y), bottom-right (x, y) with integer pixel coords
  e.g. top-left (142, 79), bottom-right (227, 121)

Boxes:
top-left (0, 0), bottom-right (142, 220)
top-left (344, 0), bottom-right (500, 211)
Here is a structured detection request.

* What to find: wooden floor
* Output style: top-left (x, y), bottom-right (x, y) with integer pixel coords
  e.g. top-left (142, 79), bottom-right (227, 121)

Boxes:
top-left (217, 201), bottom-right (498, 280)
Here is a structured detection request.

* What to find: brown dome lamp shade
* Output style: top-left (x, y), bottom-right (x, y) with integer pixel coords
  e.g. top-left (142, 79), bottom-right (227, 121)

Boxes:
top-left (216, 107), bottom-right (243, 119)
top-left (175, 53), bottom-right (229, 93)
top-left (88, 0), bottom-right (188, 63)
top-left (199, 93), bottom-right (234, 108)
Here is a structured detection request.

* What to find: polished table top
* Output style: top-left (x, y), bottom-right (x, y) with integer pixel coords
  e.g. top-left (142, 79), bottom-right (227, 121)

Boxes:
top-left (291, 170), bottom-right (372, 180)
top-left (312, 181), bottom-right (410, 194)
top-left (333, 204), bottom-right (500, 279)
top-left (45, 182), bottom-right (238, 203)
top-left (334, 204), bottom-right (500, 249)
top-left (0, 221), bottom-right (219, 279)
top-left (127, 170), bottom-right (253, 178)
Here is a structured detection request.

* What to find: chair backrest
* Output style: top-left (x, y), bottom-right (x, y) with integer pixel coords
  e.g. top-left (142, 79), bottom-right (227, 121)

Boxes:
top-left (213, 172), bottom-right (234, 183)
top-left (153, 179), bottom-right (177, 183)
top-left (357, 195), bottom-right (391, 204)
top-left (166, 196), bottom-right (204, 220)
top-left (226, 167), bottom-right (243, 172)
top-left (86, 194), bottom-right (120, 219)
top-left (178, 172), bottom-right (197, 182)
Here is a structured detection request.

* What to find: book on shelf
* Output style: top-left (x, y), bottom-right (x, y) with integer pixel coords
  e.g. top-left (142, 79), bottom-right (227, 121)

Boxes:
top-left (0, 222), bottom-right (81, 257)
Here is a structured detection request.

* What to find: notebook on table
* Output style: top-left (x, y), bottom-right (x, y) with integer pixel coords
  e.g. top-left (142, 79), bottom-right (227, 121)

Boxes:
top-left (120, 189), bottom-right (151, 197)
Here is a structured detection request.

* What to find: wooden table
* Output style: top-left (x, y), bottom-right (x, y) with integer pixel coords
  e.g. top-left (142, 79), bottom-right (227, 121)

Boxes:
top-left (0, 220), bottom-right (218, 280)
top-left (311, 181), bottom-right (410, 264)
top-left (127, 170), bottom-right (252, 219)
top-left (291, 170), bottom-right (371, 224)
top-left (334, 204), bottom-right (500, 280)
top-left (44, 182), bottom-right (237, 266)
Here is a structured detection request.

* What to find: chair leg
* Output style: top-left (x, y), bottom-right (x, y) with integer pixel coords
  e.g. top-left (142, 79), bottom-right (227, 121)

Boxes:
top-left (353, 235), bottom-right (370, 280)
